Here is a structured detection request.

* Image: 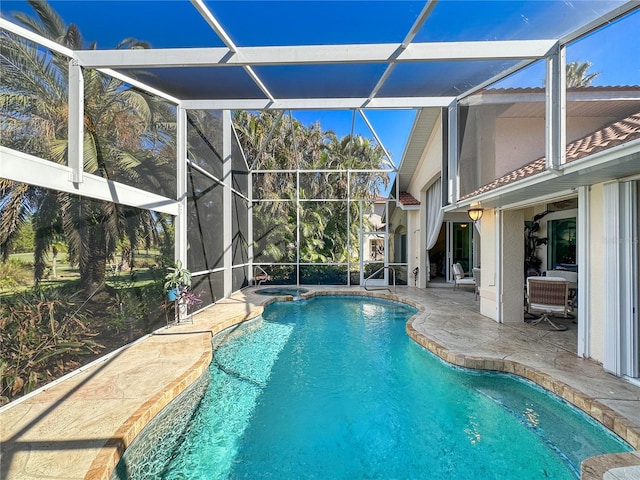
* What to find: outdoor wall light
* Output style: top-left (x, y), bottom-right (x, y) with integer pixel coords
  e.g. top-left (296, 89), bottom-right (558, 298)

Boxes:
top-left (467, 207), bottom-right (484, 222)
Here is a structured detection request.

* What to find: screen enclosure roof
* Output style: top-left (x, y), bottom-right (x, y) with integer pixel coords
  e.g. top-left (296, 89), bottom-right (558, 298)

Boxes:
top-left (1, 0), bottom-right (638, 110)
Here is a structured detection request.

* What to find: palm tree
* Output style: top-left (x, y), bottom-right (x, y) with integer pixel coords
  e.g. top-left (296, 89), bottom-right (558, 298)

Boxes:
top-left (1, 0), bottom-right (175, 294)
top-left (233, 110), bottom-right (391, 267)
top-left (566, 61), bottom-right (600, 88)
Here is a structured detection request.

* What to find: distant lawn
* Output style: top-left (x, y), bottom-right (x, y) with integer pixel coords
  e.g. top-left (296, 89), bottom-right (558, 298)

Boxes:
top-left (9, 252), bottom-right (36, 263)
top-left (106, 268), bottom-right (162, 289)
top-left (2, 250), bottom-right (164, 296)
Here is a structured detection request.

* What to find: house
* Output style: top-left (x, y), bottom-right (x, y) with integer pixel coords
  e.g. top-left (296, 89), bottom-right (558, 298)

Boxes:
top-left (396, 79), bottom-right (640, 381)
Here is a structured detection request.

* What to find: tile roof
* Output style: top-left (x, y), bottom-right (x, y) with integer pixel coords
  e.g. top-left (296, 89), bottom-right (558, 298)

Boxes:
top-left (484, 85), bottom-right (640, 95)
top-left (565, 112), bottom-right (640, 160)
top-left (459, 112), bottom-right (640, 201)
top-left (399, 191), bottom-right (420, 206)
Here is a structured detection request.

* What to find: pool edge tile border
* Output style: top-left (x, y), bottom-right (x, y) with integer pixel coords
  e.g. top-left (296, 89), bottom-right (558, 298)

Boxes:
top-left (302, 290), bottom-right (640, 479)
top-left (84, 307), bottom-right (265, 480)
top-left (83, 289), bottom-right (639, 480)
top-left (402, 314), bottom-right (640, 480)
top-left (84, 334), bottom-right (212, 480)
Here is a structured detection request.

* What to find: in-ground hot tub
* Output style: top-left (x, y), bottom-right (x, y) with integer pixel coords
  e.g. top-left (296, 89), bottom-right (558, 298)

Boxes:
top-left (255, 287), bottom-right (309, 296)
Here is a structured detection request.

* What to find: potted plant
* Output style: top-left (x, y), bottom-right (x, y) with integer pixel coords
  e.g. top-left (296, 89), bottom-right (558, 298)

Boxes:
top-left (176, 285), bottom-right (202, 307)
top-left (524, 210), bottom-right (549, 277)
top-left (164, 260), bottom-right (191, 301)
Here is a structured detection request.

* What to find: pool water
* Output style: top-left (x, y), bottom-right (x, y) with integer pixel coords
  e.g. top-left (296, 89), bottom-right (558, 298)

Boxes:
top-left (123, 296), bottom-right (631, 479)
top-left (255, 287), bottom-right (309, 297)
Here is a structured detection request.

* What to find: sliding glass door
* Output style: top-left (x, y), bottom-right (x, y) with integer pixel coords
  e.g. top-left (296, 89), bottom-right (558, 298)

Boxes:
top-left (446, 222), bottom-right (473, 281)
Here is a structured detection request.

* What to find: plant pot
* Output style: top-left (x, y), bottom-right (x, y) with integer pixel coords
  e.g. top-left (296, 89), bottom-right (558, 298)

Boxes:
top-left (178, 301), bottom-right (189, 321)
top-left (166, 287), bottom-right (178, 301)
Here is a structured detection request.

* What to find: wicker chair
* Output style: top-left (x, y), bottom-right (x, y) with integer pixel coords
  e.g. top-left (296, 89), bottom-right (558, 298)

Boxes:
top-left (525, 277), bottom-right (571, 331)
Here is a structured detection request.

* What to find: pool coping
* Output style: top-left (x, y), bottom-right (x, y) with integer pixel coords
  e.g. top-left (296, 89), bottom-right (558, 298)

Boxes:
top-left (84, 306), bottom-right (268, 480)
top-left (88, 289), bottom-right (640, 479)
top-left (2, 287), bottom-right (638, 480)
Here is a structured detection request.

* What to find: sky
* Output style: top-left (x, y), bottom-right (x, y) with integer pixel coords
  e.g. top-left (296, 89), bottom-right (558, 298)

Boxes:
top-left (1, 0), bottom-right (421, 167)
top-left (495, 9), bottom-right (639, 89)
top-left (290, 109), bottom-right (416, 167)
top-left (2, 1), bottom-right (637, 170)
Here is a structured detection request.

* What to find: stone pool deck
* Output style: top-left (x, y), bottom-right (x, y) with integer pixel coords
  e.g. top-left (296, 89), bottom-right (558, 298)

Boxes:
top-left (1, 286), bottom-right (639, 479)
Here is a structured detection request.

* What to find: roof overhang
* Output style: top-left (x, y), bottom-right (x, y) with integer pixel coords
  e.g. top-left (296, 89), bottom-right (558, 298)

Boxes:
top-left (395, 108), bottom-right (442, 192)
top-left (445, 139), bottom-right (640, 212)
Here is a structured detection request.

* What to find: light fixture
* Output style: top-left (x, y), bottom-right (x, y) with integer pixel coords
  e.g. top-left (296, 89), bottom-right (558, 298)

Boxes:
top-left (467, 207), bottom-right (484, 222)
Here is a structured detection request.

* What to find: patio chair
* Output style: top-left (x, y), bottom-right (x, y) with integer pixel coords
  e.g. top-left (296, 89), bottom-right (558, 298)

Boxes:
top-left (547, 269), bottom-right (578, 306)
top-left (472, 267), bottom-right (481, 301)
top-left (525, 277), bottom-right (571, 331)
top-left (452, 263), bottom-right (476, 294)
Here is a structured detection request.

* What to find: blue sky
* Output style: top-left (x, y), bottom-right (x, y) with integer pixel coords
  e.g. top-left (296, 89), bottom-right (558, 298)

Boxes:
top-left (2, 1), bottom-right (637, 167)
top-left (291, 109), bottom-right (416, 167)
top-left (493, 8), bottom-right (639, 89)
top-left (0, 0), bottom-right (420, 165)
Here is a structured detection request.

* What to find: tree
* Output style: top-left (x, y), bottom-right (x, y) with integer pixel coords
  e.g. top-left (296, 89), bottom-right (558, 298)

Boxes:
top-left (233, 110), bottom-right (391, 266)
top-left (11, 218), bottom-right (35, 254)
top-left (0, 0), bottom-right (175, 294)
top-left (566, 61), bottom-right (600, 88)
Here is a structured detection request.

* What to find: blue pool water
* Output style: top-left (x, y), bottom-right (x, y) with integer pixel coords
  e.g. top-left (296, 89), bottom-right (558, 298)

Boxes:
top-left (119, 296), bottom-right (630, 479)
top-left (255, 287), bottom-right (309, 297)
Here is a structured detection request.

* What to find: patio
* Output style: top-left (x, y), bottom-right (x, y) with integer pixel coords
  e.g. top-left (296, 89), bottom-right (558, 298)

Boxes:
top-left (1, 286), bottom-right (639, 480)
top-left (1, 2), bottom-right (639, 479)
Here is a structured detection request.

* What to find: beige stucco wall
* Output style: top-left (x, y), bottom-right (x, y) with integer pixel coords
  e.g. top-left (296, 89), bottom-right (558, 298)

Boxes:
top-left (406, 112), bottom-right (444, 289)
top-left (407, 116), bottom-right (442, 199)
top-left (479, 209), bottom-right (498, 320)
top-left (406, 210), bottom-right (420, 285)
top-left (495, 117), bottom-right (545, 180)
top-left (501, 209), bottom-right (525, 324)
top-left (469, 109), bottom-right (620, 197)
top-left (588, 183), bottom-right (605, 363)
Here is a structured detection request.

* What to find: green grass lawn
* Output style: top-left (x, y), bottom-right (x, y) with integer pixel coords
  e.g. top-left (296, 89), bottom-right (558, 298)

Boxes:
top-left (2, 250), bottom-right (164, 296)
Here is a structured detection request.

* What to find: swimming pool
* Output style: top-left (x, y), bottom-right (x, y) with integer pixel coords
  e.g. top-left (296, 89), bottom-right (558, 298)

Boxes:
top-left (113, 296), bottom-right (630, 479)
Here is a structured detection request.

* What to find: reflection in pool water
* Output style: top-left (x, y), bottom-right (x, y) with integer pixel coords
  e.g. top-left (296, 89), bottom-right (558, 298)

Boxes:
top-left (114, 296), bottom-right (631, 480)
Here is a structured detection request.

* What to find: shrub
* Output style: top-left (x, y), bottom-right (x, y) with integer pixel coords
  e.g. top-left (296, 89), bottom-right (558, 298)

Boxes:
top-left (0, 288), bottom-right (104, 405)
top-left (0, 259), bottom-right (32, 292)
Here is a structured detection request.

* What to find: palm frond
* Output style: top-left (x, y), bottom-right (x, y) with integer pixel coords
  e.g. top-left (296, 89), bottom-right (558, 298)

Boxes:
top-left (25, 0), bottom-right (68, 42)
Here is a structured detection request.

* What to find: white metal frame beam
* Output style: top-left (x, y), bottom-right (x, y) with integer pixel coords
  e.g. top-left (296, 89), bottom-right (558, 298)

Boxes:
top-left (0, 147), bottom-right (179, 215)
top-left (0, 18), bottom-right (74, 57)
top-left (358, 110), bottom-right (392, 162)
top-left (545, 43), bottom-right (566, 170)
top-left (190, 0), bottom-right (237, 52)
top-left (68, 60), bottom-right (84, 184)
top-left (189, 0), bottom-right (275, 102)
top-left (365, 0), bottom-right (438, 104)
top-left (223, 111), bottom-right (234, 296)
top-left (180, 96), bottom-right (456, 110)
top-left (73, 40), bottom-right (557, 69)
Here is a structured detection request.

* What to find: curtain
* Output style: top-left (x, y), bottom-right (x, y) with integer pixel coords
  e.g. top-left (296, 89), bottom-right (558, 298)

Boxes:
top-left (425, 178), bottom-right (444, 280)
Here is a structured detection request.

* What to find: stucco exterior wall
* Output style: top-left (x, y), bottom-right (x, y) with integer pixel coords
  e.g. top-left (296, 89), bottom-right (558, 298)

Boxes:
top-left (495, 117), bottom-right (545, 180)
top-left (479, 209), bottom-right (498, 320)
top-left (407, 210), bottom-right (420, 286)
top-left (407, 113), bottom-right (443, 289)
top-left (407, 117), bottom-right (442, 198)
top-left (501, 209), bottom-right (525, 324)
top-left (494, 115), bottom-right (620, 180)
top-left (588, 183), bottom-right (605, 363)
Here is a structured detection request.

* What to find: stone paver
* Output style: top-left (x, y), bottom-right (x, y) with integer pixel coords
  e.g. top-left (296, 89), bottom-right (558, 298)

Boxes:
top-left (1, 286), bottom-right (638, 479)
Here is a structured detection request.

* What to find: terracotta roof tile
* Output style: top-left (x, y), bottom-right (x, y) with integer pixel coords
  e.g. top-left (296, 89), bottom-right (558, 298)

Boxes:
top-left (460, 112), bottom-right (640, 201)
top-left (482, 85), bottom-right (640, 95)
top-left (399, 192), bottom-right (420, 206)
